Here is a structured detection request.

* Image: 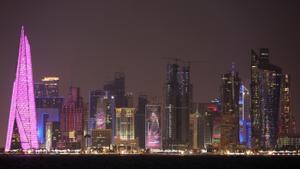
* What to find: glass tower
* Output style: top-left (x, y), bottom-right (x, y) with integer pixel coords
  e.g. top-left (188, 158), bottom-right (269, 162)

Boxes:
top-left (164, 63), bottom-right (192, 149)
top-left (250, 48), bottom-right (282, 150)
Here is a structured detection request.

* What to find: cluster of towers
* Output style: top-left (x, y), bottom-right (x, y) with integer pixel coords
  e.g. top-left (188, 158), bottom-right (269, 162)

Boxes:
top-left (5, 27), bottom-right (296, 153)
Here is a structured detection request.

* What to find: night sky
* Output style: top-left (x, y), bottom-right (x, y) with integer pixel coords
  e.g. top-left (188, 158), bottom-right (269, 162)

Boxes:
top-left (0, 0), bottom-right (299, 147)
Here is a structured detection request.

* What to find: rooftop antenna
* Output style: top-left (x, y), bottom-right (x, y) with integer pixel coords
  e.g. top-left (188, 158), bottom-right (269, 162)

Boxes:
top-left (231, 62), bottom-right (235, 71)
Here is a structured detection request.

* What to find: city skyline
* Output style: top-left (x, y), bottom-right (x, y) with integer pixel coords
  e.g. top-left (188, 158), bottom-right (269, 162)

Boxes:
top-left (0, 1), bottom-right (300, 148)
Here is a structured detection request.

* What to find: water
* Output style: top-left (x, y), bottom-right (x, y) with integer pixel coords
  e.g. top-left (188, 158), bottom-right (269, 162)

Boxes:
top-left (0, 154), bottom-right (299, 169)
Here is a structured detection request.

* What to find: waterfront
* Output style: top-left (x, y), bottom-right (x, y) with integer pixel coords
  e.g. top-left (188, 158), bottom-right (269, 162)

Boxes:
top-left (0, 154), bottom-right (299, 169)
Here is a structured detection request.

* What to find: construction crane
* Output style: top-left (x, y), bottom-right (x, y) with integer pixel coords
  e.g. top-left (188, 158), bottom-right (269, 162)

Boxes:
top-left (161, 57), bottom-right (184, 64)
top-left (161, 56), bottom-right (207, 67)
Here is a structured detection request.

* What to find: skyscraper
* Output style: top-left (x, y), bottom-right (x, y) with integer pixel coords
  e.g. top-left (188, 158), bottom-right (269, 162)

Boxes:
top-left (115, 108), bottom-right (138, 148)
top-left (106, 72), bottom-right (126, 108)
top-left (239, 84), bottom-right (251, 148)
top-left (250, 48), bottom-right (282, 150)
top-left (114, 72), bottom-right (126, 107)
top-left (164, 63), bottom-right (192, 149)
top-left (45, 121), bottom-right (61, 151)
top-left (135, 95), bottom-right (148, 149)
top-left (145, 104), bottom-right (161, 150)
top-left (220, 66), bottom-right (241, 150)
top-left (34, 77), bottom-right (59, 97)
top-left (88, 90), bottom-right (106, 131)
top-left (88, 89), bottom-right (115, 147)
top-left (279, 74), bottom-right (295, 136)
top-left (41, 76), bottom-right (60, 97)
top-left (189, 109), bottom-right (201, 150)
top-left (103, 72), bottom-right (126, 108)
top-left (34, 76), bottom-right (63, 148)
top-left (5, 27), bottom-right (39, 151)
top-left (60, 87), bottom-right (85, 149)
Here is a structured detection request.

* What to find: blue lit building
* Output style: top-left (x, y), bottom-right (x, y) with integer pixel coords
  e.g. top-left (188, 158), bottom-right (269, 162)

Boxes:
top-left (250, 48), bottom-right (282, 150)
top-left (34, 77), bottom-right (63, 148)
top-left (239, 84), bottom-right (251, 148)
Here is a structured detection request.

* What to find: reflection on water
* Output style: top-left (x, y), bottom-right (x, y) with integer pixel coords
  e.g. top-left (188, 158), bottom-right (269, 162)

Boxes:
top-left (0, 154), bottom-right (299, 169)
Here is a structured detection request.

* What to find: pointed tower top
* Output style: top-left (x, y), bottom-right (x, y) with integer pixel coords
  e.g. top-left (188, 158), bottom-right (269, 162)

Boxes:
top-left (21, 26), bottom-right (25, 35)
top-left (231, 62), bottom-right (236, 72)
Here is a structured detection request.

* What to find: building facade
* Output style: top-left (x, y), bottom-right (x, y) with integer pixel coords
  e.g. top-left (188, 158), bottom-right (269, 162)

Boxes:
top-left (239, 84), bottom-right (251, 148)
top-left (164, 63), bottom-right (192, 149)
top-left (88, 89), bottom-right (115, 147)
top-left (135, 95), bottom-right (148, 149)
top-left (45, 121), bottom-right (61, 150)
top-left (279, 74), bottom-right (295, 136)
top-left (5, 27), bottom-right (39, 151)
top-left (115, 108), bottom-right (138, 147)
top-left (91, 129), bottom-right (112, 148)
top-left (34, 76), bottom-right (63, 148)
top-left (60, 87), bottom-right (85, 149)
top-left (250, 48), bottom-right (282, 150)
top-left (145, 104), bottom-right (161, 150)
top-left (104, 72), bottom-right (126, 108)
top-left (220, 68), bottom-right (241, 150)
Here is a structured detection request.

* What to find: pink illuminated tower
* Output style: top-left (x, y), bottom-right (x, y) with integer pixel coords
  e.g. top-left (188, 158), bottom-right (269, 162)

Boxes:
top-left (5, 26), bottom-right (39, 151)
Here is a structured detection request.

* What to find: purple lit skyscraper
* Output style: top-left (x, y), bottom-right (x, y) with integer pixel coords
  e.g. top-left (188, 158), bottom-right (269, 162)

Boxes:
top-left (145, 104), bottom-right (161, 149)
top-left (5, 26), bottom-right (39, 151)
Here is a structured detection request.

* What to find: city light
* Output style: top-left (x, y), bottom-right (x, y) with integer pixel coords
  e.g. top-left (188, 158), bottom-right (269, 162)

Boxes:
top-left (2, 27), bottom-right (299, 157)
top-left (5, 26), bottom-right (39, 151)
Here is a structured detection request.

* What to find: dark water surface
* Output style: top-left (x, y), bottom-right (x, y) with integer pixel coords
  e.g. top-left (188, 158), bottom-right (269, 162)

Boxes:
top-left (0, 154), bottom-right (299, 169)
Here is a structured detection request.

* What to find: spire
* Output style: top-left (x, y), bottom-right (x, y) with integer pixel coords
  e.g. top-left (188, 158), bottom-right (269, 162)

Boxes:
top-left (231, 62), bottom-right (236, 74)
top-left (21, 25), bottom-right (24, 34)
top-left (5, 27), bottom-right (39, 151)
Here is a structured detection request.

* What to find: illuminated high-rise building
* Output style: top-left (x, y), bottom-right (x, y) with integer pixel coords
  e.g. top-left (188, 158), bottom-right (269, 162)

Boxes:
top-left (115, 108), bottom-right (138, 147)
top-left (5, 27), bottom-right (39, 151)
top-left (60, 87), bottom-right (85, 149)
top-left (164, 63), bottom-right (192, 149)
top-left (250, 48), bottom-right (282, 150)
top-left (220, 66), bottom-right (241, 150)
top-left (115, 108), bottom-right (136, 140)
top-left (279, 74), bottom-right (295, 136)
top-left (45, 121), bottom-right (61, 150)
top-left (34, 76), bottom-right (63, 148)
top-left (34, 77), bottom-right (59, 97)
top-left (212, 113), bottom-right (222, 149)
top-left (189, 101), bottom-right (220, 150)
top-left (88, 89), bottom-right (115, 147)
top-left (211, 99), bottom-right (222, 149)
top-left (199, 103), bottom-right (214, 149)
top-left (239, 84), bottom-right (251, 148)
top-left (89, 90), bottom-right (106, 131)
top-left (145, 104), bottom-right (161, 150)
top-left (189, 110), bottom-right (201, 150)
top-left (41, 76), bottom-right (60, 96)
